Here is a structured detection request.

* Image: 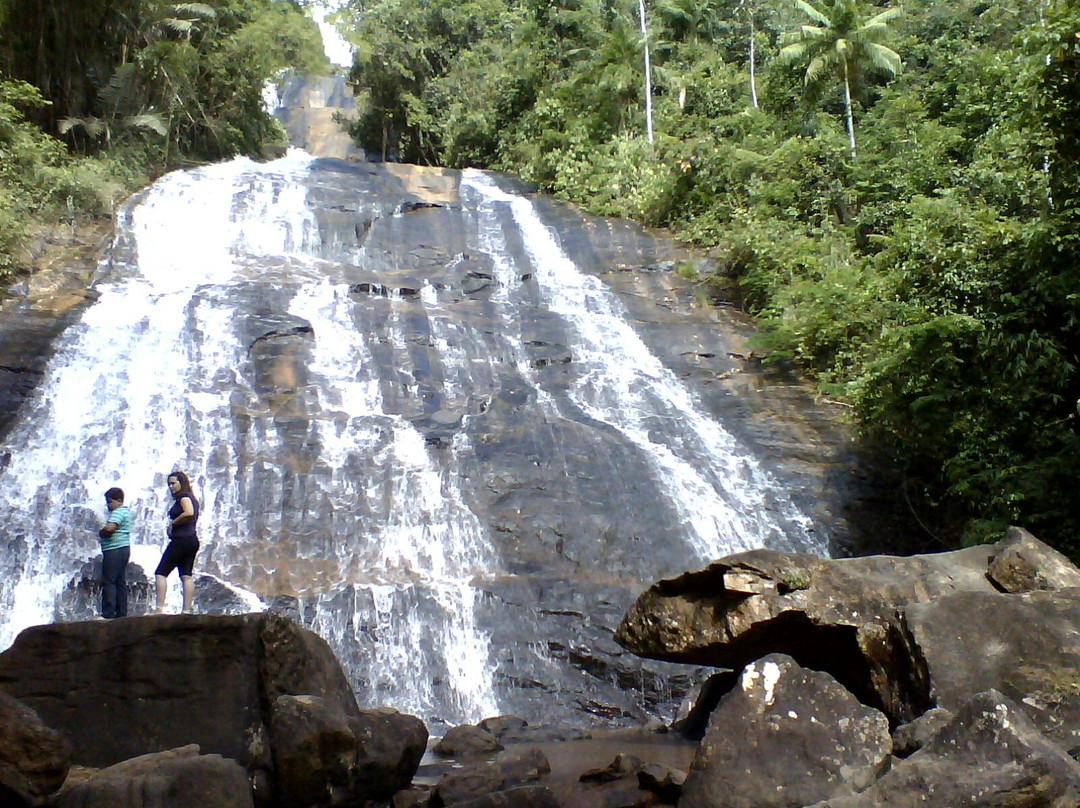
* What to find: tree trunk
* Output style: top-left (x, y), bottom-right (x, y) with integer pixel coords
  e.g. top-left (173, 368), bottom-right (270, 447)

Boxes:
top-left (638, 0), bottom-right (654, 143)
top-left (843, 62), bottom-right (856, 161)
top-left (748, 16), bottom-right (758, 109)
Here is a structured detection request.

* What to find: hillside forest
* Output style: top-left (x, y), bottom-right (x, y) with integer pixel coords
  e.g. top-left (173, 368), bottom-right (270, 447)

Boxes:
top-left (1, 0), bottom-right (1078, 558)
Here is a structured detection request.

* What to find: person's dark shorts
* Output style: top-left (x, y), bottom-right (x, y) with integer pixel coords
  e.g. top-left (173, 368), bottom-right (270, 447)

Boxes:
top-left (155, 535), bottom-right (200, 577)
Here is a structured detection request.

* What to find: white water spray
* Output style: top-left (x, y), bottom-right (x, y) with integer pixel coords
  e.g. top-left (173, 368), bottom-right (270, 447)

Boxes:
top-left (462, 170), bottom-right (821, 561)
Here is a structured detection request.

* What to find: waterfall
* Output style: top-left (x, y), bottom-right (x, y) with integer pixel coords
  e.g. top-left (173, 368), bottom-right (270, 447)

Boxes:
top-left (0, 152), bottom-right (827, 730)
top-left (460, 170), bottom-right (819, 562)
top-left (285, 279), bottom-right (499, 722)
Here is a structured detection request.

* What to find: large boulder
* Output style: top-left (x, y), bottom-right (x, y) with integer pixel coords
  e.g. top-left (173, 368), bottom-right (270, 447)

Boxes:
top-left (615, 531), bottom-right (1080, 725)
top-left (0, 614), bottom-right (428, 806)
top-left (269, 695), bottom-right (359, 808)
top-left (0, 691), bottom-right (71, 807)
top-left (0, 613), bottom-right (358, 770)
top-left (267, 697), bottom-right (427, 806)
top-left (349, 707), bottom-right (429, 802)
top-left (986, 526), bottom-right (1080, 593)
top-left (903, 587), bottom-right (1080, 750)
top-left (679, 654), bottom-right (891, 808)
top-left (806, 690), bottom-right (1080, 808)
top-left (53, 745), bottom-right (253, 808)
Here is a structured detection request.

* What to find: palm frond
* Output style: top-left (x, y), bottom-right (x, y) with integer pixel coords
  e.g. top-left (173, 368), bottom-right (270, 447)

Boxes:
top-left (127, 112), bottom-right (169, 136)
top-left (58, 116), bottom-right (107, 138)
top-left (99, 63), bottom-right (140, 112)
top-left (862, 41), bottom-right (902, 76)
top-left (163, 18), bottom-right (196, 36)
top-left (864, 6), bottom-right (903, 27)
top-left (854, 21), bottom-right (892, 42)
top-left (791, 0), bottom-right (830, 27)
top-left (805, 53), bottom-right (834, 83)
top-left (171, 3), bottom-right (216, 19)
top-left (779, 25), bottom-right (824, 48)
top-left (777, 42), bottom-right (808, 64)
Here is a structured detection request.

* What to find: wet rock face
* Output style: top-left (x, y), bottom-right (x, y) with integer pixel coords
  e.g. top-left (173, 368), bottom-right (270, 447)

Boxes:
top-left (0, 158), bottom-right (882, 731)
top-left (272, 74), bottom-right (362, 162)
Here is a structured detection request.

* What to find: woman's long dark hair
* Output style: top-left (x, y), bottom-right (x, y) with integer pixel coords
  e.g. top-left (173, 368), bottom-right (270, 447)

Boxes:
top-left (168, 470), bottom-right (193, 496)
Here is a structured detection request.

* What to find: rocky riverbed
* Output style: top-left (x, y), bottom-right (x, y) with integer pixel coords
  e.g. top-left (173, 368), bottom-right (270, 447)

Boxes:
top-left (2, 527), bottom-right (1079, 808)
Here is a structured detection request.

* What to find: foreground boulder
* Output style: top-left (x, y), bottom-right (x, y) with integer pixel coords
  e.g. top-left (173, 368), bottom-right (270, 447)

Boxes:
top-left (270, 695), bottom-right (359, 808)
top-left (615, 528), bottom-right (1079, 726)
top-left (904, 587), bottom-right (1080, 750)
top-left (54, 745), bottom-right (252, 808)
top-left (806, 690), bottom-right (1080, 808)
top-left (679, 654), bottom-right (890, 808)
top-left (350, 707), bottom-right (429, 802)
top-left (0, 613), bottom-right (356, 771)
top-left (0, 613), bottom-right (425, 806)
top-left (0, 691), bottom-right (71, 807)
top-left (617, 527), bottom-right (1080, 807)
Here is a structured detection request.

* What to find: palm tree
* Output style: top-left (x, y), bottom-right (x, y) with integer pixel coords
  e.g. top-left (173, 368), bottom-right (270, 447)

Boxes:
top-left (638, 0), bottom-right (654, 142)
top-left (778, 0), bottom-right (902, 161)
top-left (736, 0), bottom-right (760, 108)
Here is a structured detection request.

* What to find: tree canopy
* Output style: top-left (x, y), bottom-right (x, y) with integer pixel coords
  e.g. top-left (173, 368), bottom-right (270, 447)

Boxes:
top-left (0, 0), bottom-right (326, 271)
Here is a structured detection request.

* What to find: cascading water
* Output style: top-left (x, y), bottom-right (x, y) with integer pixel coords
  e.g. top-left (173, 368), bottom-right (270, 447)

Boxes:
top-left (0, 152), bottom-right (829, 730)
top-left (461, 171), bottom-right (817, 562)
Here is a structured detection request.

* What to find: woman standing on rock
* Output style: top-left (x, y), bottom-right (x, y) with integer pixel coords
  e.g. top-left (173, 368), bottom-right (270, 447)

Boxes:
top-left (154, 470), bottom-right (200, 614)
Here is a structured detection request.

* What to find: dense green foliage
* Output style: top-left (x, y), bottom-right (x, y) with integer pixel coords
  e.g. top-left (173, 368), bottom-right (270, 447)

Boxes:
top-left (0, 0), bottom-right (326, 276)
top-left (340, 0), bottom-right (1080, 556)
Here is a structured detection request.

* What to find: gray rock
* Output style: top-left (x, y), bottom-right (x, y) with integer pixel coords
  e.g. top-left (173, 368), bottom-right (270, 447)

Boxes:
top-left (0, 691), bottom-right (71, 807)
top-left (0, 614), bottom-right (360, 770)
top-left (890, 707), bottom-right (954, 757)
top-left (679, 654), bottom-right (891, 808)
top-left (432, 745), bottom-right (550, 806)
top-left (579, 753), bottom-right (643, 782)
top-left (615, 543), bottom-right (998, 722)
top-left (637, 762), bottom-right (685, 803)
top-left (434, 725), bottom-right (503, 758)
top-left (617, 530), bottom-right (1080, 727)
top-left (987, 525), bottom-right (1080, 593)
top-left (54, 745), bottom-right (253, 808)
top-left (270, 695), bottom-right (359, 808)
top-left (477, 715), bottom-right (529, 741)
top-left (350, 707), bottom-right (429, 802)
top-left (806, 690), bottom-right (1080, 808)
top-left (904, 587), bottom-right (1080, 750)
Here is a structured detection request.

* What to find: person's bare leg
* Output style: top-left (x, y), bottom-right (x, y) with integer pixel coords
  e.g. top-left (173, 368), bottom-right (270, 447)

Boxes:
top-left (181, 575), bottom-right (195, 614)
top-left (155, 574), bottom-right (168, 613)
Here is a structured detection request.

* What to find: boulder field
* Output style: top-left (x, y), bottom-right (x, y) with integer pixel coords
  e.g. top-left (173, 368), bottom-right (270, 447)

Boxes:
top-left (3, 526), bottom-right (1080, 807)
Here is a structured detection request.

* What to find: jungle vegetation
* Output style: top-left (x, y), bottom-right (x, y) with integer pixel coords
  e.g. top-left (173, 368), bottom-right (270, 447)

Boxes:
top-left (1, 0), bottom-right (1078, 558)
top-left (0, 0), bottom-right (326, 272)
top-left (336, 0), bottom-right (1080, 556)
